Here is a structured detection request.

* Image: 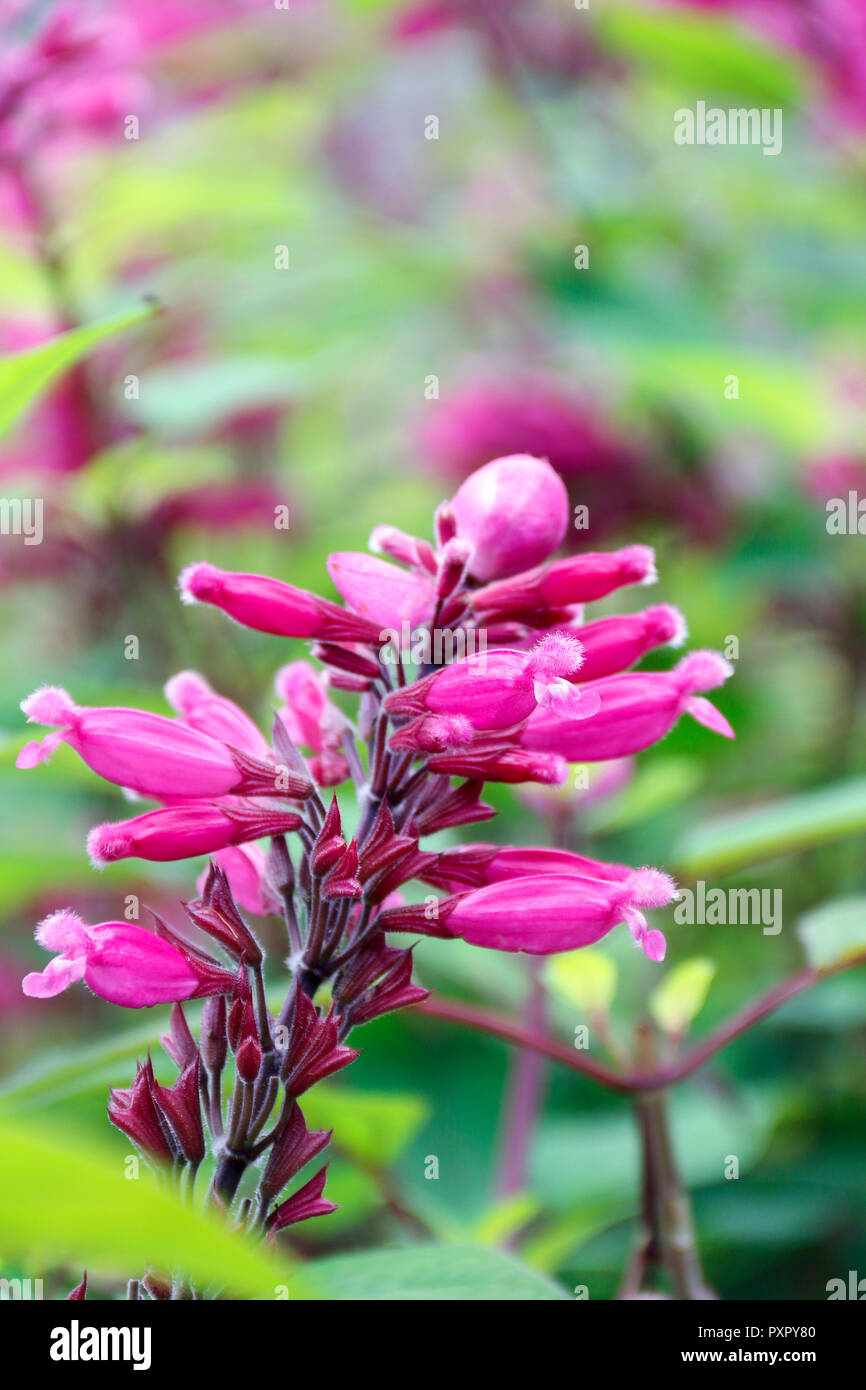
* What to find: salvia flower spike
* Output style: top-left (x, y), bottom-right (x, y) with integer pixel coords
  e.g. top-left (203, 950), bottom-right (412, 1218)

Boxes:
top-left (17, 451), bottom-right (734, 1286)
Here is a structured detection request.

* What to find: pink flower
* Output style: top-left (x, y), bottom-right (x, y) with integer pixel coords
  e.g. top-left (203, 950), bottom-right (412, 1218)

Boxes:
top-left (22, 909), bottom-right (233, 1007)
top-left (274, 661), bottom-right (350, 787)
top-left (449, 454), bottom-right (570, 581)
top-left (179, 562), bottom-right (383, 645)
top-left (16, 686), bottom-right (305, 800)
top-left (164, 670), bottom-right (270, 760)
top-left (87, 799), bottom-right (302, 866)
top-left (567, 605), bottom-right (687, 682)
top-left (326, 552), bottom-right (437, 629)
top-left (384, 632), bottom-right (599, 732)
top-left (382, 867), bottom-right (677, 960)
top-left (521, 650), bottom-right (735, 761)
top-left (472, 545), bottom-right (657, 615)
top-left (423, 843), bottom-right (637, 891)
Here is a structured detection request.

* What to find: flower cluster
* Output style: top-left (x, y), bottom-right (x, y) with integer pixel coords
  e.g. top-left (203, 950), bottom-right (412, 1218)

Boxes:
top-left (17, 451), bottom-right (734, 1269)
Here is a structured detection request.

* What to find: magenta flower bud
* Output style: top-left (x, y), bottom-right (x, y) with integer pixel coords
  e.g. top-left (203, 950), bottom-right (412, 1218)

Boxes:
top-left (22, 909), bottom-right (234, 1008)
top-left (434, 499), bottom-right (458, 547)
top-left (473, 545), bottom-right (657, 615)
top-left (267, 1165), bottom-right (337, 1234)
top-left (345, 951), bottom-right (429, 1026)
top-left (184, 865), bottom-right (265, 964)
top-left (522, 649), bottom-right (735, 761)
top-left (435, 538), bottom-right (473, 599)
top-left (413, 778), bottom-right (496, 835)
top-left (259, 1100), bottom-right (331, 1203)
top-left (388, 713), bottom-right (475, 753)
top-left (152, 1057), bottom-right (205, 1165)
top-left (424, 843), bottom-right (635, 892)
top-left (198, 845), bottom-right (282, 918)
top-left (200, 995), bottom-right (228, 1074)
top-left (567, 604), bottom-right (687, 683)
top-left (164, 670), bottom-right (270, 760)
top-left (413, 868), bottom-right (676, 959)
top-left (66, 1273), bottom-right (88, 1301)
top-left (160, 1002), bottom-right (198, 1070)
top-left (108, 1059), bottom-right (174, 1164)
top-left (450, 454), bottom-right (569, 581)
top-left (179, 562), bottom-right (382, 644)
top-left (236, 1034), bottom-right (262, 1083)
top-left (17, 686), bottom-right (299, 801)
top-left (370, 524), bottom-right (437, 573)
top-left (384, 633), bottom-right (597, 731)
top-left (280, 986), bottom-right (359, 1096)
top-left (327, 551), bottom-right (437, 630)
top-left (427, 746), bottom-right (569, 785)
top-left (321, 840), bottom-right (362, 899)
top-left (87, 799), bottom-right (303, 867)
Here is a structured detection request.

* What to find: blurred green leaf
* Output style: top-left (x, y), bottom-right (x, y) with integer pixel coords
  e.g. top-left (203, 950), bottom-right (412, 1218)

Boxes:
top-left (649, 958), bottom-right (716, 1035)
top-left (468, 1194), bottom-right (540, 1248)
top-left (532, 1086), bottom-right (781, 1212)
top-left (584, 758), bottom-right (702, 834)
top-left (302, 1085), bottom-right (429, 1167)
top-left (544, 949), bottom-right (618, 1015)
top-left (674, 779), bottom-right (866, 874)
top-left (0, 1021), bottom-right (166, 1114)
top-left (0, 302), bottom-right (158, 437)
top-left (598, 4), bottom-right (804, 106)
top-left (797, 898), bottom-right (866, 972)
top-left (0, 1118), bottom-right (300, 1298)
top-left (296, 1244), bottom-right (567, 1300)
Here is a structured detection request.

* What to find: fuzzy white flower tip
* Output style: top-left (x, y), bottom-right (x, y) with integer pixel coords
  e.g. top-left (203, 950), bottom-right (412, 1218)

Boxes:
top-left (178, 561), bottom-right (222, 606)
top-left (528, 630), bottom-right (584, 680)
top-left (624, 867), bottom-right (679, 908)
top-left (20, 685), bottom-right (78, 727)
top-left (35, 908), bottom-right (88, 952)
top-left (677, 649), bottom-right (735, 692)
top-left (620, 545), bottom-right (657, 586)
top-left (164, 670), bottom-right (212, 714)
top-left (646, 604), bottom-right (688, 649)
top-left (86, 823), bottom-right (130, 869)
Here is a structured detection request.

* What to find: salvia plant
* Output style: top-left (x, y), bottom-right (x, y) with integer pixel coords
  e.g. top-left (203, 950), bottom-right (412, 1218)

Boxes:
top-left (16, 451), bottom-right (754, 1299)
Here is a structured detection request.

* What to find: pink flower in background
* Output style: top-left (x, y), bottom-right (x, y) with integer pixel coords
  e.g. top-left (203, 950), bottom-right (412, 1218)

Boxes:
top-left (418, 378), bottom-right (641, 496)
top-left (274, 661), bottom-right (351, 787)
top-left (196, 844), bottom-right (282, 917)
top-left (22, 909), bottom-right (234, 1006)
top-left (164, 670), bottom-right (271, 761)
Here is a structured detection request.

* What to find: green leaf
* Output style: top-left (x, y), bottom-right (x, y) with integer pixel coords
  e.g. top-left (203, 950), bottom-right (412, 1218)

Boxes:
top-left (649, 958), bottom-right (716, 1036)
top-left (797, 898), bottom-right (866, 972)
top-left (298, 1245), bottom-right (567, 1300)
top-left (0, 301), bottom-right (158, 438)
top-left (597, 4), bottom-right (804, 107)
top-left (673, 778), bottom-right (866, 875)
top-left (0, 1118), bottom-right (304, 1298)
top-left (544, 949), bottom-right (618, 1015)
top-left (0, 1020), bottom-right (167, 1115)
top-left (301, 1085), bottom-right (429, 1167)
